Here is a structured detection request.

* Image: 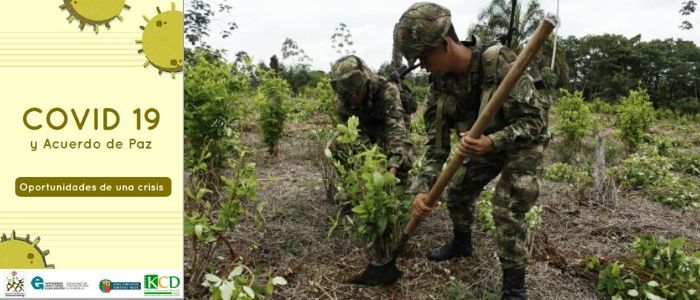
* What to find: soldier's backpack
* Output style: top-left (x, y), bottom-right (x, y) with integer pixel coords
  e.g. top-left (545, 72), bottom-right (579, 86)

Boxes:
top-left (350, 56), bottom-right (418, 116)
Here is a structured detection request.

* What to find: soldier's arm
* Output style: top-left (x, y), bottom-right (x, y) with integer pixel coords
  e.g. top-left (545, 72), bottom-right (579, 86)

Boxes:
top-left (488, 53), bottom-right (547, 152)
top-left (382, 82), bottom-right (409, 169)
top-left (335, 96), bottom-right (350, 123)
top-left (412, 81), bottom-right (451, 194)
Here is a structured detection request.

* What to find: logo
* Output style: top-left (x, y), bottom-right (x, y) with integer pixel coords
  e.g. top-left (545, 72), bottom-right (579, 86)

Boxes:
top-left (31, 276), bottom-right (44, 290)
top-left (31, 276), bottom-right (68, 291)
top-left (99, 279), bottom-right (140, 293)
top-left (4, 271), bottom-right (25, 297)
top-left (99, 279), bottom-right (111, 293)
top-left (144, 274), bottom-right (181, 297)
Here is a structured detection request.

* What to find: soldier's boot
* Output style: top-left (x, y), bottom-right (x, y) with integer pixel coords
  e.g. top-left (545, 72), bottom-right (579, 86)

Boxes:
top-left (426, 228), bottom-right (473, 261)
top-left (501, 267), bottom-right (527, 300)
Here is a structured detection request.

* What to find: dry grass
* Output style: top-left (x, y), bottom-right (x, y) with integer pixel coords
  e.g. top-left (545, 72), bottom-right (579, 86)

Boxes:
top-left (185, 117), bottom-right (700, 300)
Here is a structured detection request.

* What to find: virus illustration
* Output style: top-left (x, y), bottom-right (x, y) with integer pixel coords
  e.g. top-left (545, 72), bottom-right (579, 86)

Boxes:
top-left (136, 3), bottom-right (183, 78)
top-left (0, 231), bottom-right (54, 269)
top-left (59, 0), bottom-right (131, 33)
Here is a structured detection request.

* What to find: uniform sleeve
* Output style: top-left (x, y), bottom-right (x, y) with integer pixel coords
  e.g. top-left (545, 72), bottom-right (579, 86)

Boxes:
top-left (381, 82), bottom-right (410, 169)
top-left (488, 53), bottom-right (548, 152)
top-left (411, 80), bottom-right (451, 194)
top-left (335, 96), bottom-right (350, 123)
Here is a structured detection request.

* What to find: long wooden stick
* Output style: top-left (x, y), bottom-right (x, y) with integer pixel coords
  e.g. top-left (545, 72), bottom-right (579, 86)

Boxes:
top-left (403, 18), bottom-right (556, 236)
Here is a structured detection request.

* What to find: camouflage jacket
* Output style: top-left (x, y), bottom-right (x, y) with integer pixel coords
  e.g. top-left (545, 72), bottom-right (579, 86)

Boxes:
top-left (336, 74), bottom-right (411, 169)
top-left (413, 39), bottom-right (551, 193)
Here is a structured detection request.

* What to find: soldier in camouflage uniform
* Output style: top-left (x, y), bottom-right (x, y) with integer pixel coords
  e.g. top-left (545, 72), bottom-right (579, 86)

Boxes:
top-left (395, 3), bottom-right (550, 299)
top-left (327, 55), bottom-right (413, 181)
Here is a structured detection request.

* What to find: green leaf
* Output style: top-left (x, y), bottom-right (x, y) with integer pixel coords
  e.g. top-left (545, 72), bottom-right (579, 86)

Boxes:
top-left (272, 276), bottom-right (287, 285)
top-left (196, 188), bottom-right (213, 200)
top-left (372, 171), bottom-right (385, 187)
top-left (669, 237), bottom-right (686, 249)
top-left (647, 280), bottom-right (659, 287)
top-left (229, 266), bottom-right (244, 279)
top-left (194, 224), bottom-right (203, 239)
top-left (628, 289), bottom-right (639, 297)
top-left (351, 205), bottom-right (366, 214)
top-left (611, 262), bottom-right (621, 277)
top-left (204, 273), bottom-right (221, 284)
top-left (243, 286), bottom-right (255, 298)
top-left (644, 291), bottom-right (663, 300)
top-left (378, 216), bottom-right (388, 234)
top-left (219, 281), bottom-right (234, 300)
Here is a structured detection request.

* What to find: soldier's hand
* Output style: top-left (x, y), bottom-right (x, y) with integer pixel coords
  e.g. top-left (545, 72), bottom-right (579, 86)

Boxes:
top-left (412, 193), bottom-right (435, 219)
top-left (458, 131), bottom-right (494, 156)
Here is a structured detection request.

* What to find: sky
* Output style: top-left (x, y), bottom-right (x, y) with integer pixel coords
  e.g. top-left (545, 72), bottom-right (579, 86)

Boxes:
top-left (188, 0), bottom-right (700, 71)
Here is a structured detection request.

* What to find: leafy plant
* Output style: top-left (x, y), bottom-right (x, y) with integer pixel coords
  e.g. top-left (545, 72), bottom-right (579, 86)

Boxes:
top-left (615, 88), bottom-right (655, 151)
top-left (545, 162), bottom-right (592, 186)
top-left (648, 176), bottom-right (700, 208)
top-left (411, 113), bottom-right (426, 135)
top-left (327, 116), bottom-right (409, 260)
top-left (257, 72), bottom-right (291, 155)
top-left (587, 98), bottom-right (617, 114)
top-left (295, 76), bottom-right (337, 122)
top-left (185, 50), bottom-right (247, 172)
top-left (185, 149), bottom-right (264, 290)
top-left (610, 148), bottom-right (671, 190)
top-left (591, 235), bottom-right (700, 300)
top-left (203, 264), bottom-right (288, 300)
top-left (610, 145), bottom-right (699, 207)
top-left (554, 89), bottom-right (596, 161)
top-left (476, 190), bottom-right (496, 233)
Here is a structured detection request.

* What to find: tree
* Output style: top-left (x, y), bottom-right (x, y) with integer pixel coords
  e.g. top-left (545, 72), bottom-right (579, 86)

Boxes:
top-left (331, 23), bottom-right (356, 56)
top-left (281, 38), bottom-right (312, 65)
top-left (559, 34), bottom-right (700, 112)
top-left (185, 0), bottom-right (237, 46)
top-left (469, 0), bottom-right (545, 46)
top-left (470, 0), bottom-right (567, 87)
top-left (680, 0), bottom-right (697, 30)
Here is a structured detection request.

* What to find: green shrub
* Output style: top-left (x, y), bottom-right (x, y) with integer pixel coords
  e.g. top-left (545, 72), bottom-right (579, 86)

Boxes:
top-left (610, 150), bottom-right (671, 190)
top-left (615, 88), bottom-right (655, 150)
top-left (476, 191), bottom-right (495, 233)
top-left (610, 145), bottom-right (699, 208)
top-left (411, 113), bottom-right (426, 135)
top-left (673, 153), bottom-right (700, 176)
top-left (655, 108), bottom-right (676, 120)
top-left (648, 176), bottom-right (700, 208)
top-left (643, 135), bottom-right (698, 176)
top-left (185, 52), bottom-right (246, 171)
top-left (327, 117), bottom-right (409, 259)
top-left (588, 98), bottom-right (617, 114)
top-left (545, 162), bottom-right (592, 186)
top-left (590, 235), bottom-right (700, 300)
top-left (295, 76), bottom-right (337, 122)
top-left (184, 149), bottom-right (265, 291)
top-left (257, 73), bottom-right (291, 155)
top-left (554, 89), bottom-right (596, 161)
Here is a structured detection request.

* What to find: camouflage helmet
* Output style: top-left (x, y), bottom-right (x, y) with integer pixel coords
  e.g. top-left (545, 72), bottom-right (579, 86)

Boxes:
top-left (330, 55), bottom-right (372, 96)
top-left (395, 2), bottom-right (452, 66)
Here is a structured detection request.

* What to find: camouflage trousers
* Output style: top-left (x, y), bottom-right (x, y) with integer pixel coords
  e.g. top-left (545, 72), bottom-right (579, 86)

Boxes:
top-left (446, 145), bottom-right (544, 269)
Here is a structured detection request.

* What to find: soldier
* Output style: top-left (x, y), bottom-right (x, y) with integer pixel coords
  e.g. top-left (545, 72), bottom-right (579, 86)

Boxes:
top-left (327, 55), bottom-right (414, 181)
top-left (395, 2), bottom-right (551, 299)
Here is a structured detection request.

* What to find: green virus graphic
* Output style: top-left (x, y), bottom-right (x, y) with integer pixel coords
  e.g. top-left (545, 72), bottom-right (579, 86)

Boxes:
top-left (136, 2), bottom-right (183, 78)
top-left (59, 0), bottom-right (131, 33)
top-left (0, 230), bottom-right (54, 269)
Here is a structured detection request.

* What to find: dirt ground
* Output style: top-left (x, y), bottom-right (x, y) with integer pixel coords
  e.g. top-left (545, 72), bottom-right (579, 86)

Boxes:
top-left (187, 116), bottom-right (700, 300)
